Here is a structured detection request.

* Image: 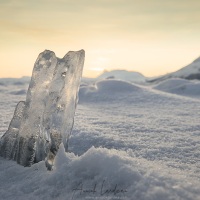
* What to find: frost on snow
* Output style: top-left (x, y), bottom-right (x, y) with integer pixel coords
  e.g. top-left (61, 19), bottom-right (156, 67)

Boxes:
top-left (0, 49), bottom-right (85, 169)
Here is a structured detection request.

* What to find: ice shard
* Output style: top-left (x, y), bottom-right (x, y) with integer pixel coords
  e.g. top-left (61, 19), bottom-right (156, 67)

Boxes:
top-left (0, 49), bottom-right (85, 169)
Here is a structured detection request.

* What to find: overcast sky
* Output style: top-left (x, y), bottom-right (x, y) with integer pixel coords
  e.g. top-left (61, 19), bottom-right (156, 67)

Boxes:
top-left (0, 0), bottom-right (200, 78)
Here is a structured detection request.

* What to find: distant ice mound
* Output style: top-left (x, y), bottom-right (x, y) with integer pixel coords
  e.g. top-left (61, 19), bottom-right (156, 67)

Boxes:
top-left (79, 79), bottom-right (142, 103)
top-left (0, 49), bottom-right (85, 169)
top-left (97, 70), bottom-right (146, 83)
top-left (154, 78), bottom-right (200, 97)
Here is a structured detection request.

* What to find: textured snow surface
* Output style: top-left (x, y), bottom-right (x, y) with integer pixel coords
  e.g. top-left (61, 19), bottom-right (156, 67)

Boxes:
top-left (0, 78), bottom-right (200, 200)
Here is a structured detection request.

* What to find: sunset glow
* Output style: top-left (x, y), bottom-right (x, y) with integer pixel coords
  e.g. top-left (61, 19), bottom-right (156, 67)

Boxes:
top-left (0, 0), bottom-right (200, 78)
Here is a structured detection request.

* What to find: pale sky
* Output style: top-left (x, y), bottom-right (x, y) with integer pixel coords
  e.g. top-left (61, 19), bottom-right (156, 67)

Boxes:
top-left (0, 0), bottom-right (200, 78)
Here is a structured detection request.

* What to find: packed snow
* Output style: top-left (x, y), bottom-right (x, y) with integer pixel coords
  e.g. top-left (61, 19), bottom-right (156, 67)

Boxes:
top-left (0, 77), bottom-right (200, 200)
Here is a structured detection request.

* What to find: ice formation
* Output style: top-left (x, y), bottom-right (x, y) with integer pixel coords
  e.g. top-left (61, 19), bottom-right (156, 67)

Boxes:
top-left (0, 49), bottom-right (85, 169)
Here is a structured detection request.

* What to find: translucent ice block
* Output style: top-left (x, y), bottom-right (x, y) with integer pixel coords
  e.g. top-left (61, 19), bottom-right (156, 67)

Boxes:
top-left (0, 49), bottom-right (85, 169)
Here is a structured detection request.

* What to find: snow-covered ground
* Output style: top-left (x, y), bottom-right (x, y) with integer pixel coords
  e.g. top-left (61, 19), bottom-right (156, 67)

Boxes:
top-left (153, 78), bottom-right (200, 98)
top-left (0, 78), bottom-right (200, 200)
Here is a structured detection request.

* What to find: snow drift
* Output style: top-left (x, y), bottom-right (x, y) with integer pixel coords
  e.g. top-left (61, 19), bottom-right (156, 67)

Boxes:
top-left (0, 145), bottom-right (199, 200)
top-left (79, 79), bottom-right (143, 103)
top-left (154, 78), bottom-right (200, 98)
